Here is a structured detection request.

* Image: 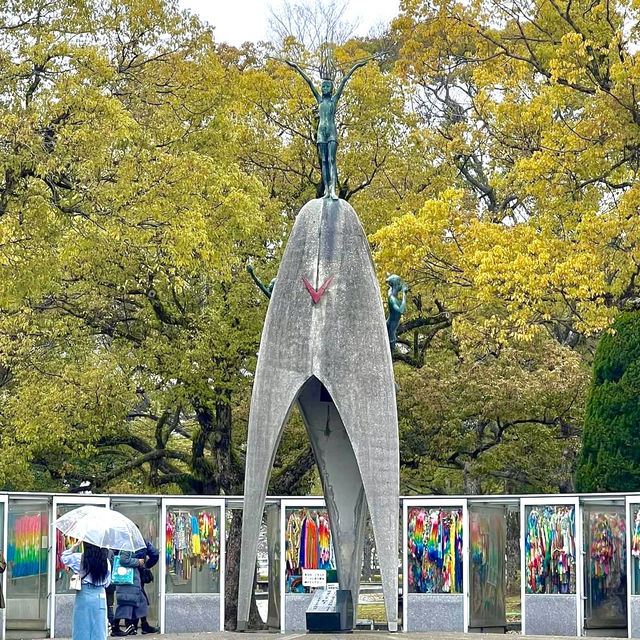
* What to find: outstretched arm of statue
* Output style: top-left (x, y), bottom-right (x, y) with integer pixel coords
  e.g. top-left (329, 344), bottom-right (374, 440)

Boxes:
top-left (247, 265), bottom-right (273, 299)
top-left (284, 60), bottom-right (320, 102)
top-left (333, 58), bottom-right (370, 103)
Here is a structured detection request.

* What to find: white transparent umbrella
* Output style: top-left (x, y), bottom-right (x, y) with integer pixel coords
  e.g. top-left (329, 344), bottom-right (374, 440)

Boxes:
top-left (55, 505), bottom-right (145, 551)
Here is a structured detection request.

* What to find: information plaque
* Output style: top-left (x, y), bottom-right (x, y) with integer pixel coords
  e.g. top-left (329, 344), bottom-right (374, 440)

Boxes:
top-left (306, 588), bottom-right (353, 632)
top-left (302, 568), bottom-right (327, 588)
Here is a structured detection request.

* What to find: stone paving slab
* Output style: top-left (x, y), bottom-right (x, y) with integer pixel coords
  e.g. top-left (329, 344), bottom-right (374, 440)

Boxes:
top-left (54, 633), bottom-right (626, 640)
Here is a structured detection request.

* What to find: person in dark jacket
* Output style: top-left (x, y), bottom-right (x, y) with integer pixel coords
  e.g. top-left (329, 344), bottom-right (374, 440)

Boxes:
top-left (111, 540), bottom-right (159, 636)
top-left (0, 550), bottom-right (6, 609)
top-left (106, 550), bottom-right (116, 633)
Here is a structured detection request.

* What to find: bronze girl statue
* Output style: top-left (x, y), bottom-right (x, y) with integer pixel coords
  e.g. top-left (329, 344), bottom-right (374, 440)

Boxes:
top-left (284, 58), bottom-right (370, 200)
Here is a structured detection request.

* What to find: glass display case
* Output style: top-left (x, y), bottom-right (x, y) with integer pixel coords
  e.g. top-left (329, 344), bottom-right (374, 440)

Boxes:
top-left (51, 496), bottom-right (109, 637)
top-left (521, 497), bottom-right (579, 636)
top-left (631, 503), bottom-right (640, 596)
top-left (284, 506), bottom-right (335, 594)
top-left (111, 498), bottom-right (161, 629)
top-left (5, 490), bottom-right (640, 637)
top-left (626, 497), bottom-right (640, 636)
top-left (5, 497), bottom-right (49, 636)
top-left (0, 495), bottom-right (6, 640)
top-left (280, 499), bottom-right (332, 631)
top-left (161, 498), bottom-right (224, 633)
top-left (403, 499), bottom-right (468, 632)
top-left (582, 503), bottom-right (626, 631)
top-left (265, 503), bottom-right (281, 630)
top-left (525, 504), bottom-right (576, 595)
top-left (407, 506), bottom-right (463, 594)
top-left (468, 504), bottom-right (507, 630)
top-left (165, 505), bottom-right (221, 594)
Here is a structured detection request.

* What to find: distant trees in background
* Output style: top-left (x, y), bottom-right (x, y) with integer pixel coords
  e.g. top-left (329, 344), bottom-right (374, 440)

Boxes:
top-left (2, 0), bottom-right (640, 518)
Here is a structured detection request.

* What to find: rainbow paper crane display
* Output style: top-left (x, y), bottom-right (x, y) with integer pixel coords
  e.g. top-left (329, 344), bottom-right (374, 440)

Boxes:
top-left (631, 508), bottom-right (640, 595)
top-left (525, 505), bottom-right (575, 594)
top-left (285, 509), bottom-right (334, 592)
top-left (632, 509), bottom-right (640, 560)
top-left (8, 513), bottom-right (47, 578)
top-left (587, 511), bottom-right (626, 609)
top-left (407, 507), bottom-right (463, 593)
top-left (590, 513), bottom-right (625, 587)
top-left (165, 510), bottom-right (219, 581)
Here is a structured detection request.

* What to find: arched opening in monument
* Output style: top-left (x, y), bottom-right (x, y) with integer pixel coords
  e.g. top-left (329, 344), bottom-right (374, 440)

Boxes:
top-left (264, 375), bottom-right (383, 629)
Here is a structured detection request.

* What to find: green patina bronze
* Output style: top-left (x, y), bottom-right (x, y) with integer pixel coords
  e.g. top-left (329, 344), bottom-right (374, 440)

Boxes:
top-left (285, 58), bottom-right (370, 200)
top-left (247, 264), bottom-right (276, 299)
top-left (386, 274), bottom-right (408, 354)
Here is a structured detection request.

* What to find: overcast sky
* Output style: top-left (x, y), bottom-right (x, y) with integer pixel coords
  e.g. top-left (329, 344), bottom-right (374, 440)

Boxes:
top-left (179, 0), bottom-right (400, 47)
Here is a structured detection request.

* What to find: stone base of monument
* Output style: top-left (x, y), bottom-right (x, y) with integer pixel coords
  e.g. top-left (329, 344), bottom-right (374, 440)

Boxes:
top-left (524, 594), bottom-right (578, 636)
top-left (306, 589), bottom-right (353, 632)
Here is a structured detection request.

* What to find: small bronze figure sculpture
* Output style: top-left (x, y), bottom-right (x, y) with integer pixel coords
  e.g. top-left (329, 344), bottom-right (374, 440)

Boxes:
top-left (386, 274), bottom-right (408, 354)
top-left (247, 265), bottom-right (276, 299)
top-left (284, 58), bottom-right (370, 199)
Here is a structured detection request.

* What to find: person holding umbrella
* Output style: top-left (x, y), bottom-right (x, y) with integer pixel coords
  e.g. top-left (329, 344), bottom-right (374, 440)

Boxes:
top-left (55, 506), bottom-right (148, 640)
top-left (61, 541), bottom-right (111, 640)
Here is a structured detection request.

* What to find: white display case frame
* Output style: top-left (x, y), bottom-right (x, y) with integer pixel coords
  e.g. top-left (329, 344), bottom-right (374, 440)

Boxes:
top-left (520, 496), bottom-right (581, 636)
top-left (626, 495), bottom-right (640, 638)
top-left (402, 498), bottom-right (469, 633)
top-left (4, 494), bottom-right (54, 637)
top-left (580, 496), bottom-right (627, 635)
top-left (49, 495), bottom-right (109, 638)
top-left (466, 500), bottom-right (510, 630)
top-left (160, 497), bottom-right (225, 633)
top-left (280, 497), bottom-right (326, 632)
top-left (0, 494), bottom-right (6, 640)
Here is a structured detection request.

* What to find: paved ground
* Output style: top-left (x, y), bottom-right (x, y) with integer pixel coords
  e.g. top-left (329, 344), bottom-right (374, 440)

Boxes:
top-left (54, 634), bottom-right (627, 640)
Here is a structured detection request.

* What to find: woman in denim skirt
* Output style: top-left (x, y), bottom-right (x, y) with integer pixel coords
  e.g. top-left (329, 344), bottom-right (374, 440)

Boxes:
top-left (62, 541), bottom-right (111, 640)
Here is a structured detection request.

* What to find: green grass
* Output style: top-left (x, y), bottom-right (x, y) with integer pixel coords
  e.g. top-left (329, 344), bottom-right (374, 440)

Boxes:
top-left (357, 603), bottom-right (387, 622)
top-left (357, 594), bottom-right (521, 624)
top-left (506, 595), bottom-right (521, 622)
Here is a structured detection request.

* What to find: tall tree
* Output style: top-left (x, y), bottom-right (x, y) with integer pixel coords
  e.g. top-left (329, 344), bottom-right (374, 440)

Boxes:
top-left (268, 0), bottom-right (359, 54)
top-left (0, 0), bottom-right (320, 628)
top-left (576, 312), bottom-right (640, 491)
top-left (0, 0), bottom-right (270, 493)
top-left (359, 0), bottom-right (640, 492)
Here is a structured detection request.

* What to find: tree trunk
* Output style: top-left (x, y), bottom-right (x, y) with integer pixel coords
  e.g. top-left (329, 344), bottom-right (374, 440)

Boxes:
top-left (462, 461), bottom-right (481, 494)
top-left (269, 445), bottom-right (316, 494)
top-left (361, 522), bottom-right (375, 581)
top-left (225, 508), bottom-right (265, 630)
top-left (192, 404), bottom-right (217, 494)
top-left (193, 390), bottom-right (242, 494)
top-left (506, 510), bottom-right (521, 596)
top-left (215, 395), bottom-right (237, 493)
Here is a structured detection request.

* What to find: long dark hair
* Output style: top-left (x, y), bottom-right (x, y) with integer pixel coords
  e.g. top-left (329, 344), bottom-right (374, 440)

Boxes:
top-left (81, 542), bottom-right (109, 581)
